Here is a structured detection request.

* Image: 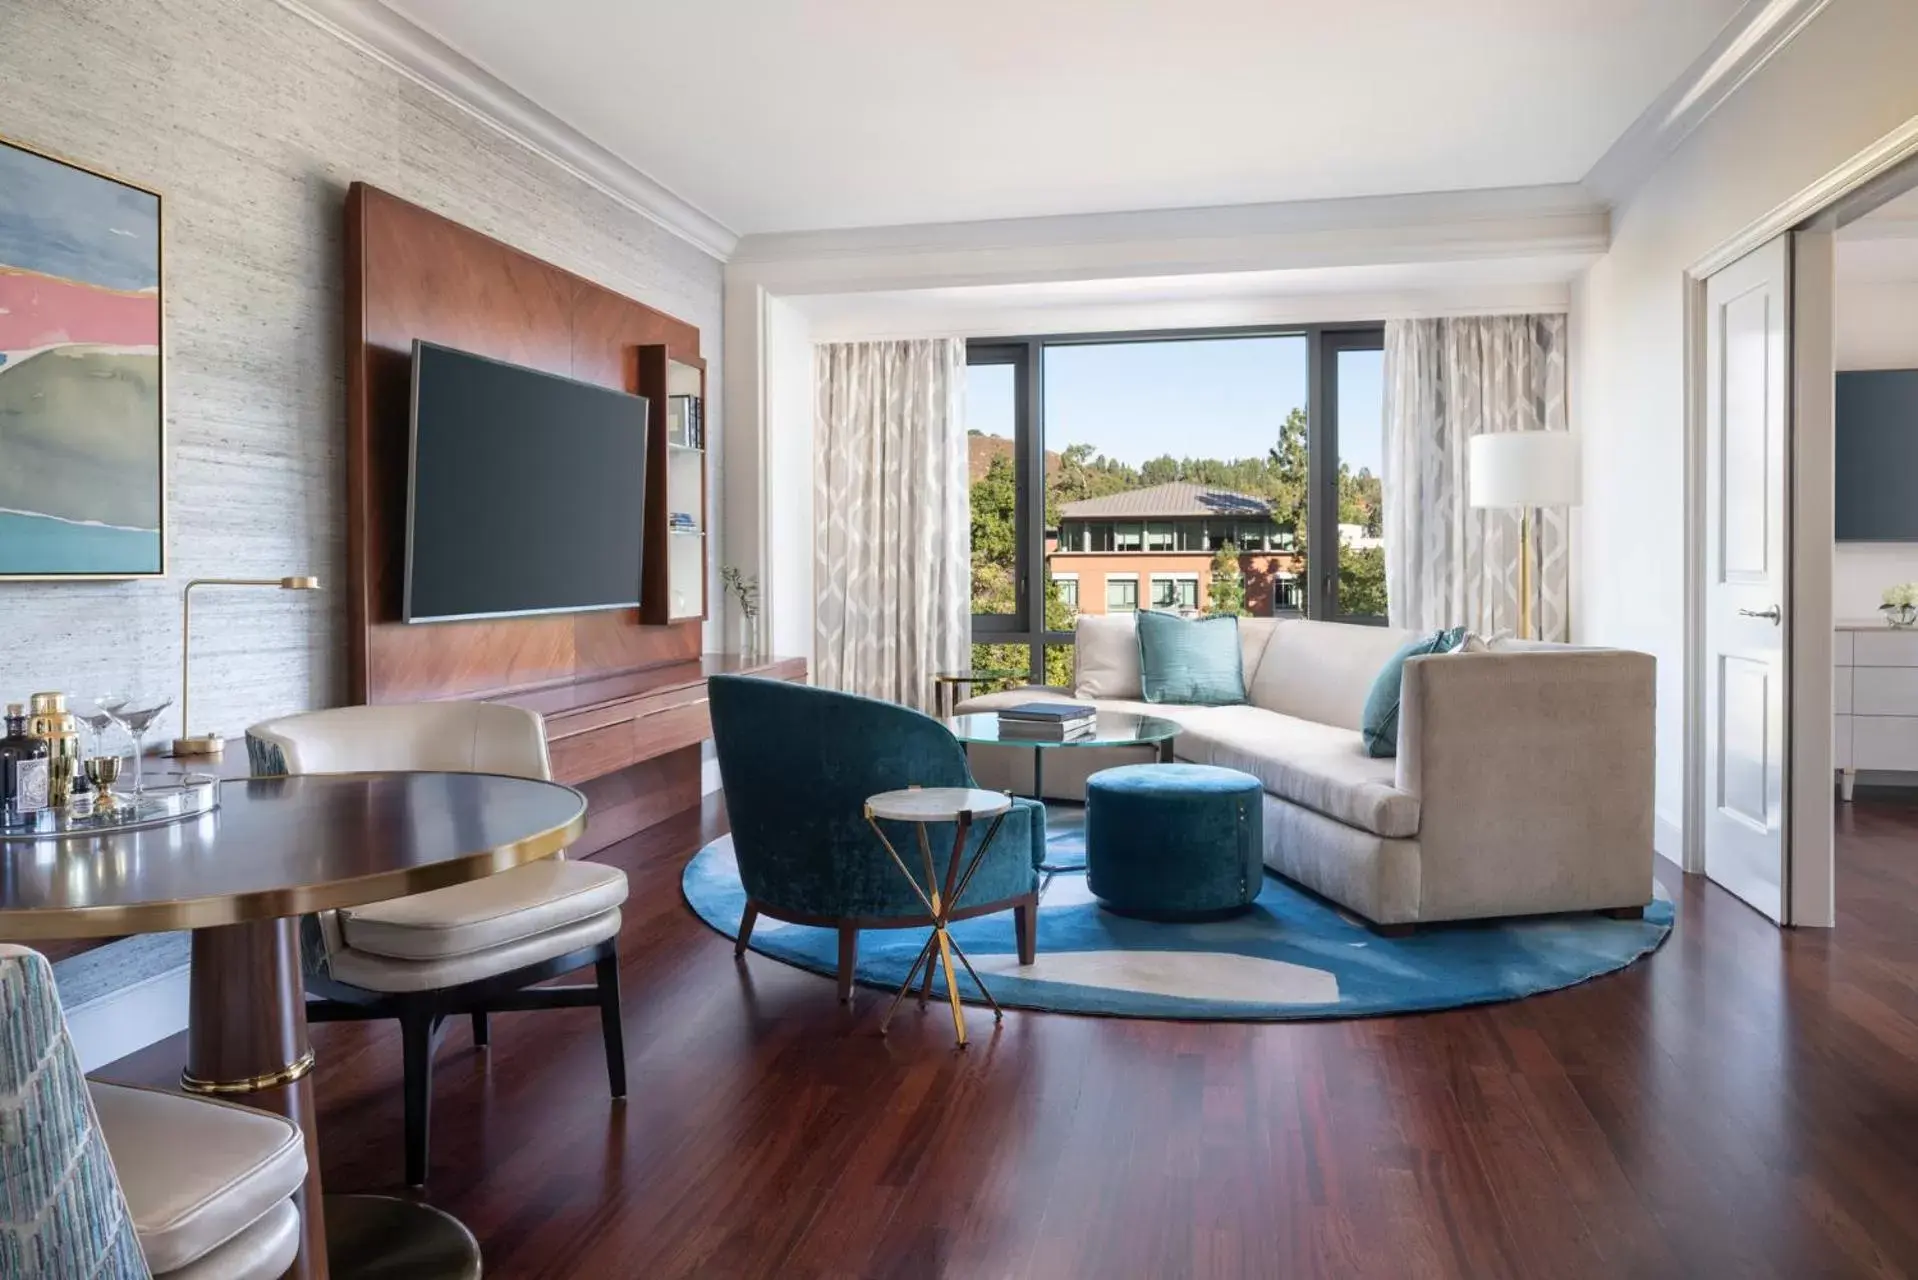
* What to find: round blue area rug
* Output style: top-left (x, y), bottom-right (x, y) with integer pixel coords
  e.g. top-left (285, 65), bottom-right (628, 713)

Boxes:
top-left (683, 836), bottom-right (1673, 1021)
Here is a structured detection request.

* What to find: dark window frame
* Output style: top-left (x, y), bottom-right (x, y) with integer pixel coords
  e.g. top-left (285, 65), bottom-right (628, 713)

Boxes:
top-left (965, 322), bottom-right (1386, 682)
top-left (1316, 328), bottom-right (1389, 624)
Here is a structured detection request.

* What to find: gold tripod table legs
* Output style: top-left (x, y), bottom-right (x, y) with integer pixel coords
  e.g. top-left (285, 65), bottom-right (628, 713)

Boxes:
top-left (865, 802), bottom-right (1011, 1048)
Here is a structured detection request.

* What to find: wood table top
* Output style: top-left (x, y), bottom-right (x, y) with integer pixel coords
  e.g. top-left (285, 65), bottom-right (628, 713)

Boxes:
top-left (0, 772), bottom-right (585, 940)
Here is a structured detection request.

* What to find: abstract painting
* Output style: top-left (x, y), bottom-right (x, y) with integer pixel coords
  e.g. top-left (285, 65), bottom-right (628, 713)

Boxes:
top-left (0, 136), bottom-right (163, 578)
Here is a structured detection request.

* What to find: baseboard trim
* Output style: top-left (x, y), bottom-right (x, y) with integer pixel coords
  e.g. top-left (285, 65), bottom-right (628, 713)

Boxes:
top-left (1654, 810), bottom-right (1685, 869)
top-left (58, 942), bottom-right (192, 1073)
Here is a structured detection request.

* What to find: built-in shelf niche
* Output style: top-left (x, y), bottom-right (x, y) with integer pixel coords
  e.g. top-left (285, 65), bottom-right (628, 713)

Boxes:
top-left (639, 345), bottom-right (708, 624)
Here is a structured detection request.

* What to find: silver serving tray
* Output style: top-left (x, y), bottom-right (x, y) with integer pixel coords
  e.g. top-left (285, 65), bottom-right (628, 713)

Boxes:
top-left (0, 776), bottom-right (221, 841)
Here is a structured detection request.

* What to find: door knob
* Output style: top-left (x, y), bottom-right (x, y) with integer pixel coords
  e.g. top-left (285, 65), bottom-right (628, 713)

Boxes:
top-left (1738, 605), bottom-right (1782, 624)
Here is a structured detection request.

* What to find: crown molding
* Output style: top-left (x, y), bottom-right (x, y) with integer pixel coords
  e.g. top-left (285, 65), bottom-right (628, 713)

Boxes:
top-left (1584, 0), bottom-right (1833, 206)
top-left (729, 184), bottom-right (1609, 295)
top-left (274, 0), bottom-right (738, 261)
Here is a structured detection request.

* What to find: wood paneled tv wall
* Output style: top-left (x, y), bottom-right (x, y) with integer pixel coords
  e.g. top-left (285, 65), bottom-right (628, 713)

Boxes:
top-left (344, 182), bottom-right (701, 704)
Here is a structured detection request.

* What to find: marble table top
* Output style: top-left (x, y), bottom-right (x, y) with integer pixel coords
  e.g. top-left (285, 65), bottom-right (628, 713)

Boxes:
top-left (865, 787), bottom-right (1013, 822)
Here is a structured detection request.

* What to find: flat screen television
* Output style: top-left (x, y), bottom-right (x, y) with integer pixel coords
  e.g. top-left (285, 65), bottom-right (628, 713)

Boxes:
top-left (1836, 369), bottom-right (1918, 542)
top-left (404, 341), bottom-right (648, 623)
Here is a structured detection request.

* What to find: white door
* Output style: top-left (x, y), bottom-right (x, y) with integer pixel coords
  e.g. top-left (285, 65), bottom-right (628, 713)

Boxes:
top-left (1702, 236), bottom-right (1791, 922)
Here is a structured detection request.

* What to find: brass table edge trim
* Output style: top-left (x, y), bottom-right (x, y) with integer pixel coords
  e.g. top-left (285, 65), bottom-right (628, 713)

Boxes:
top-left (182, 1048), bottom-right (316, 1094)
top-left (0, 775), bottom-right (589, 939)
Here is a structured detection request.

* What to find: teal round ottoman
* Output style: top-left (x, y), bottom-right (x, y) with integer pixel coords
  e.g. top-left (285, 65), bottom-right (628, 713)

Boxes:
top-left (1084, 763), bottom-right (1265, 920)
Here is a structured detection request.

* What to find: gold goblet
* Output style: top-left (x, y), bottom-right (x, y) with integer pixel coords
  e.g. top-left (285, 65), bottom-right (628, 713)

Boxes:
top-left (85, 756), bottom-right (123, 814)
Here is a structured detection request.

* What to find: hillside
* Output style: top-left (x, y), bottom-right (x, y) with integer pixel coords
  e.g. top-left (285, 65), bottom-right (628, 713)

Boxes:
top-left (968, 432), bottom-right (1060, 483)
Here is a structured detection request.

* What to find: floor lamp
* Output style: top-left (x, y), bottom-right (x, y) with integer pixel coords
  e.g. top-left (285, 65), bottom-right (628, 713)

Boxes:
top-left (1467, 432), bottom-right (1581, 641)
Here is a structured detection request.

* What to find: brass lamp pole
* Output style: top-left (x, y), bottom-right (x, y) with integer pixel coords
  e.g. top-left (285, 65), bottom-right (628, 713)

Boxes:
top-left (174, 576), bottom-right (321, 756)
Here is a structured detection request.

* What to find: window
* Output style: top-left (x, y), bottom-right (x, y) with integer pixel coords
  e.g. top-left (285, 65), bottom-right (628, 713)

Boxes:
top-left (1274, 573), bottom-right (1304, 614)
top-left (968, 324), bottom-right (1387, 677)
top-left (966, 352), bottom-right (1023, 627)
top-left (1322, 335), bottom-right (1387, 621)
top-left (1151, 575), bottom-right (1199, 613)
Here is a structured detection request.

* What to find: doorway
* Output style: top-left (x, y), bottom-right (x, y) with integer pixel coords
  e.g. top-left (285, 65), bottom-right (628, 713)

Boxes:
top-left (1686, 124), bottom-right (1918, 928)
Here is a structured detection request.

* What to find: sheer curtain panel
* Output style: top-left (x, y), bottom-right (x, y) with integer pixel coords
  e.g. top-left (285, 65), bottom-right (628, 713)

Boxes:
top-left (814, 339), bottom-right (971, 710)
top-left (1382, 315), bottom-right (1570, 641)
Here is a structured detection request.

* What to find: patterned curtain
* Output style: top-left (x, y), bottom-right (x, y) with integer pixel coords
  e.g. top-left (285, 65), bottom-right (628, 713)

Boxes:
top-left (1382, 315), bottom-right (1570, 641)
top-left (814, 339), bottom-right (971, 710)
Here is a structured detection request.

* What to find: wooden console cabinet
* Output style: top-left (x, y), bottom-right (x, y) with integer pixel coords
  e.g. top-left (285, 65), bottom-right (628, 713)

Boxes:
top-left (493, 653), bottom-right (805, 855)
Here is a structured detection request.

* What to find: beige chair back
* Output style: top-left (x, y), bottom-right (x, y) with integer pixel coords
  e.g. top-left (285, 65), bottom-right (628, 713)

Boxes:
top-left (247, 702), bottom-right (551, 780)
top-left (244, 702), bottom-right (556, 982)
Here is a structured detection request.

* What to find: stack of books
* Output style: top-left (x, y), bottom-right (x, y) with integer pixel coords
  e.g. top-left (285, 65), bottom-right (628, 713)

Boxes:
top-left (997, 702), bottom-right (1098, 742)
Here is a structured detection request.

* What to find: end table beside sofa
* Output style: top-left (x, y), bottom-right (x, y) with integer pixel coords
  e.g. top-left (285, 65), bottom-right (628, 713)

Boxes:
top-left (960, 614), bottom-right (1656, 932)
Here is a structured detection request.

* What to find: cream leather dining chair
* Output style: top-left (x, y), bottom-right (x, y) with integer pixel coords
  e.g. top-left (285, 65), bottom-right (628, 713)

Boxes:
top-left (1, 945), bottom-right (308, 1280)
top-left (245, 702), bottom-right (629, 1188)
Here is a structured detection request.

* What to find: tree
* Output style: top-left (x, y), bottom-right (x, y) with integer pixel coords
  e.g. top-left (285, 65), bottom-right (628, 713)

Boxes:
top-left (969, 453), bottom-right (1018, 616)
top-left (1339, 545), bottom-right (1388, 618)
top-left (1207, 541), bottom-right (1247, 616)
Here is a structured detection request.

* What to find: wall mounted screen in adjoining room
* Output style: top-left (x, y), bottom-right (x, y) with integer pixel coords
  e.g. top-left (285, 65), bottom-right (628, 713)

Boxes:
top-left (966, 326), bottom-right (1386, 686)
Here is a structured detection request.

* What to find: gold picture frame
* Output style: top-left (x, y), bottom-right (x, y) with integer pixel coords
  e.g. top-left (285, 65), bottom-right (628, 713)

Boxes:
top-left (0, 130), bottom-right (166, 580)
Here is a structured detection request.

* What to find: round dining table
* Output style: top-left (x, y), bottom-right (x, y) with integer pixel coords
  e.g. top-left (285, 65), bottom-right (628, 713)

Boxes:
top-left (0, 770), bottom-right (588, 1280)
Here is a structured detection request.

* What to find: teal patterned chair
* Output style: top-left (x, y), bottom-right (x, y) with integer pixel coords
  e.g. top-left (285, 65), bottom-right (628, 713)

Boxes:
top-left (0, 946), bottom-right (306, 1279)
top-left (708, 676), bottom-right (1045, 1001)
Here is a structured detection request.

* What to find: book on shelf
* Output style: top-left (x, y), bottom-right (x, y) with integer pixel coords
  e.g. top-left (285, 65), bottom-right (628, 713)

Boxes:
top-left (996, 701), bottom-right (1095, 723)
top-left (669, 394), bottom-right (704, 449)
top-left (998, 718), bottom-right (1098, 742)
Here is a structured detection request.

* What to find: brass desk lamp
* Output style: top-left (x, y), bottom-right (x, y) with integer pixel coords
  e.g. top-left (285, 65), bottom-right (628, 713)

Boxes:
top-left (174, 576), bottom-right (320, 756)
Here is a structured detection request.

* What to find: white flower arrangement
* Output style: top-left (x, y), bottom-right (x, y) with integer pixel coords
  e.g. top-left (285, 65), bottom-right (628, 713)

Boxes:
top-left (1882, 583), bottom-right (1918, 627)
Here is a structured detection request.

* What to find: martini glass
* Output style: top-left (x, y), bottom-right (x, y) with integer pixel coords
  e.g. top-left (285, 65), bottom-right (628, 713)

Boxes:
top-left (109, 695), bottom-right (172, 798)
top-left (77, 700), bottom-right (124, 758)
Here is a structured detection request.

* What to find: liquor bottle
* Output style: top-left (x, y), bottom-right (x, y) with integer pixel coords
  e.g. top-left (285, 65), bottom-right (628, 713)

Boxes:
top-left (0, 703), bottom-right (50, 826)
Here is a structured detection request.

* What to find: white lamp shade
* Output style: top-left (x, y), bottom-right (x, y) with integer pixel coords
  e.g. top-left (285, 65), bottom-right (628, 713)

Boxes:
top-left (1468, 431), bottom-right (1582, 509)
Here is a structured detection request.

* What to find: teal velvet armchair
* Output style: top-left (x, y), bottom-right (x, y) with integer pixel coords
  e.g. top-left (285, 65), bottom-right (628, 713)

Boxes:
top-left (708, 676), bottom-right (1044, 1000)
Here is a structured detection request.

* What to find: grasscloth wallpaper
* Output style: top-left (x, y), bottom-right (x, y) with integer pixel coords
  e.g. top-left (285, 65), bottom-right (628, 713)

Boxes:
top-left (0, 0), bottom-right (722, 737)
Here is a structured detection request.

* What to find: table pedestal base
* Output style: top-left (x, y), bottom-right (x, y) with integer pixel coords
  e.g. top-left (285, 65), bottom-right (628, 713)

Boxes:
top-left (188, 919), bottom-right (329, 1278)
top-left (325, 1195), bottom-right (480, 1279)
top-left (188, 920), bottom-right (484, 1279)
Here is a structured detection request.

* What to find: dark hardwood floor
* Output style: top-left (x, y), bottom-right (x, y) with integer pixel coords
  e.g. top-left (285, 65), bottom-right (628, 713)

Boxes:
top-left (106, 794), bottom-right (1918, 1279)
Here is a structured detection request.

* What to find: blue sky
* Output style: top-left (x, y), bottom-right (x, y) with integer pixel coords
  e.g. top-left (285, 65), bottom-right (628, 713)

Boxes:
top-left (965, 336), bottom-right (1383, 478)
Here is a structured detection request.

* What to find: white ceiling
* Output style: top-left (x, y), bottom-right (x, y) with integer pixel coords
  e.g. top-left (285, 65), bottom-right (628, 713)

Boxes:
top-left (380, 0), bottom-right (1745, 237)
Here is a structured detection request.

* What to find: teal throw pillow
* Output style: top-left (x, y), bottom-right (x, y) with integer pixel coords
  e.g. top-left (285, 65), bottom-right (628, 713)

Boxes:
top-left (1361, 626), bottom-right (1466, 758)
top-left (1136, 610), bottom-right (1247, 706)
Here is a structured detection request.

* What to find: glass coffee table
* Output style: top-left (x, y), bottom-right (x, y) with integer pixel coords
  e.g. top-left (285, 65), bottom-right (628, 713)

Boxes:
top-left (945, 709), bottom-right (1182, 806)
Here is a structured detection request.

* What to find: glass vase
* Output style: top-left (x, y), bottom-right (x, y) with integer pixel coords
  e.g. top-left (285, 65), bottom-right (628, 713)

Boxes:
top-left (736, 612), bottom-right (761, 660)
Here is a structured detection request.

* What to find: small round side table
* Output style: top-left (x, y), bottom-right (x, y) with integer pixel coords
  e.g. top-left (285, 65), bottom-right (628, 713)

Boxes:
top-left (862, 786), bottom-right (1012, 1047)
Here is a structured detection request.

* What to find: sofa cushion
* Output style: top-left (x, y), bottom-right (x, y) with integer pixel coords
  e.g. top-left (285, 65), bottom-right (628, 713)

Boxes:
top-left (340, 858), bottom-right (628, 961)
top-left (1361, 627), bottom-right (1465, 758)
top-left (1136, 610), bottom-right (1246, 705)
top-left (1073, 613), bottom-right (1144, 699)
top-left (90, 1082), bottom-right (307, 1276)
top-left (1245, 618), bottom-right (1417, 731)
top-left (1237, 617), bottom-right (1280, 679)
top-left (1174, 705), bottom-right (1420, 838)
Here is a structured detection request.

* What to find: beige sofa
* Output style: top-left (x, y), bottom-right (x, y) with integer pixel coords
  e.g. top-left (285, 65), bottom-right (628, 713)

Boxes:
top-left (959, 615), bottom-right (1655, 928)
